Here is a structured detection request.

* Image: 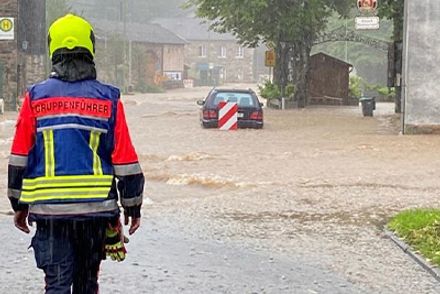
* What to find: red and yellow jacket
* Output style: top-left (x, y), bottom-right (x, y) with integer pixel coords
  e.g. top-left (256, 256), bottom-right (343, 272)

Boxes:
top-left (7, 78), bottom-right (144, 220)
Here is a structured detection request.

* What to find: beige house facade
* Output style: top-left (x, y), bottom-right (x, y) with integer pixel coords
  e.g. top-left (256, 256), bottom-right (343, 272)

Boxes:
top-left (93, 20), bottom-right (186, 91)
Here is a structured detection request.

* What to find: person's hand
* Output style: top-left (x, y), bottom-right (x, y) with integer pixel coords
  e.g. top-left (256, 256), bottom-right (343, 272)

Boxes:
top-left (105, 220), bottom-right (128, 262)
top-left (14, 209), bottom-right (30, 234)
top-left (124, 213), bottom-right (140, 235)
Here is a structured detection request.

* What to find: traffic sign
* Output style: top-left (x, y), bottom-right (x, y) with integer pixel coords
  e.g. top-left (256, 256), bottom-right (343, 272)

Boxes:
top-left (0, 17), bottom-right (14, 40)
top-left (266, 41), bottom-right (275, 49)
top-left (265, 50), bottom-right (276, 67)
top-left (355, 16), bottom-right (380, 30)
top-left (357, 0), bottom-right (377, 12)
top-left (218, 101), bottom-right (238, 131)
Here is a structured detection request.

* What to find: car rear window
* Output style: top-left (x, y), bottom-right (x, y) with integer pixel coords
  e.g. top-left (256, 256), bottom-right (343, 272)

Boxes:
top-left (210, 92), bottom-right (256, 107)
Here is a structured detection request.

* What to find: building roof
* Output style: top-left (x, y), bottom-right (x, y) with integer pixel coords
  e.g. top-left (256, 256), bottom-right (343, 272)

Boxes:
top-left (92, 19), bottom-right (187, 45)
top-left (311, 52), bottom-right (353, 67)
top-left (153, 17), bottom-right (237, 42)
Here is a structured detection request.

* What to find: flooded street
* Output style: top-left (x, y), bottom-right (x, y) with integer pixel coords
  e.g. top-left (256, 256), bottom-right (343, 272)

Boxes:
top-left (2, 85), bottom-right (440, 293)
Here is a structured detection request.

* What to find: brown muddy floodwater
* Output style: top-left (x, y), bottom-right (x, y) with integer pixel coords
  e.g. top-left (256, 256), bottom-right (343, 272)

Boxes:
top-left (2, 84), bottom-right (440, 293)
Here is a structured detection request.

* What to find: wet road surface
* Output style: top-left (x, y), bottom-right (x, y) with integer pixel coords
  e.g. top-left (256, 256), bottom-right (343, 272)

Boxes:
top-left (2, 85), bottom-right (440, 293)
top-left (1, 217), bottom-right (367, 294)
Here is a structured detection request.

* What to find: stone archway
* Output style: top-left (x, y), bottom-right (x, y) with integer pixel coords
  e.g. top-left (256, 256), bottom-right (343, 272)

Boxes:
top-left (314, 25), bottom-right (389, 52)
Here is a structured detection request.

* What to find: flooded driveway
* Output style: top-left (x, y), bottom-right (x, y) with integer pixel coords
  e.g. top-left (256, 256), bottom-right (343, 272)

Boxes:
top-left (1, 84), bottom-right (440, 293)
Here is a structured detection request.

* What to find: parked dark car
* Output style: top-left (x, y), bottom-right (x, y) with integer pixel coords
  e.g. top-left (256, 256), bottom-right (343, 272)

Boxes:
top-left (196, 88), bottom-right (264, 129)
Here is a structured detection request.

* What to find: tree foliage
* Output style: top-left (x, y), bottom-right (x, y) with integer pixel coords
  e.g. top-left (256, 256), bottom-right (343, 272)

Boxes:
top-left (349, 75), bottom-right (362, 98)
top-left (187, 0), bottom-right (350, 46)
top-left (377, 0), bottom-right (404, 34)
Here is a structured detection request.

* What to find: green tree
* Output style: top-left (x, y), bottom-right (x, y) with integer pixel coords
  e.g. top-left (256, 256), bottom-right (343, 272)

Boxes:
top-left (378, 0), bottom-right (404, 113)
top-left (186, 0), bottom-right (351, 108)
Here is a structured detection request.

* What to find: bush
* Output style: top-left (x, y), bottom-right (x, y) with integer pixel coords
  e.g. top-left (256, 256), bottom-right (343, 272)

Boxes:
top-left (349, 75), bottom-right (362, 98)
top-left (376, 86), bottom-right (395, 100)
top-left (135, 81), bottom-right (165, 93)
top-left (146, 84), bottom-right (165, 93)
top-left (259, 81), bottom-right (295, 100)
top-left (259, 81), bottom-right (280, 100)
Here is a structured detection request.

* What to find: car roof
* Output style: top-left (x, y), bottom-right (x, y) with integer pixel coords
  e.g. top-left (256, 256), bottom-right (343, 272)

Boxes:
top-left (212, 88), bottom-right (255, 93)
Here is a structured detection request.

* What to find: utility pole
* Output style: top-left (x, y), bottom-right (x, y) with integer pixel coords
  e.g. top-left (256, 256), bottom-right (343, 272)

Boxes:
top-left (345, 18), bottom-right (348, 62)
top-left (127, 1), bottom-right (132, 92)
top-left (121, 0), bottom-right (128, 93)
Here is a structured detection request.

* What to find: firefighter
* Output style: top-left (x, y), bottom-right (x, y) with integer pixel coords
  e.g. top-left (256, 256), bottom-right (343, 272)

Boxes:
top-left (7, 14), bottom-right (145, 293)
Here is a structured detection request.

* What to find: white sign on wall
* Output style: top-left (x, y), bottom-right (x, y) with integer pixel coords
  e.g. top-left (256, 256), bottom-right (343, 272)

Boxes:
top-left (0, 17), bottom-right (14, 40)
top-left (355, 16), bottom-right (380, 30)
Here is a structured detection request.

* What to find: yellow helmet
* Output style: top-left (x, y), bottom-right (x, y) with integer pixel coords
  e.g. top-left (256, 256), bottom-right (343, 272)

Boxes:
top-left (48, 14), bottom-right (95, 59)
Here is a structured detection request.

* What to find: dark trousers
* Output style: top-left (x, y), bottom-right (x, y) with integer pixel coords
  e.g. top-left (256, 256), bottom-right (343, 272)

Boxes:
top-left (31, 219), bottom-right (108, 294)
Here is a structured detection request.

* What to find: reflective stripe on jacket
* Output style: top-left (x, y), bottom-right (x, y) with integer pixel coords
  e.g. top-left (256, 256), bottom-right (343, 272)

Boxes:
top-left (7, 78), bottom-right (144, 217)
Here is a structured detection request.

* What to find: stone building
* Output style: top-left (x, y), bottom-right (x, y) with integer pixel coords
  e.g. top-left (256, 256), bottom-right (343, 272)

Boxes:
top-left (154, 17), bottom-right (257, 86)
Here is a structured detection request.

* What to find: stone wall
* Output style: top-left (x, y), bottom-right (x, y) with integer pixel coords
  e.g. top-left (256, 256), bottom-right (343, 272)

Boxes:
top-left (18, 0), bottom-right (46, 94)
top-left (403, 0), bottom-right (440, 134)
top-left (21, 54), bottom-right (46, 89)
top-left (0, 0), bottom-right (18, 110)
top-left (0, 0), bottom-right (45, 110)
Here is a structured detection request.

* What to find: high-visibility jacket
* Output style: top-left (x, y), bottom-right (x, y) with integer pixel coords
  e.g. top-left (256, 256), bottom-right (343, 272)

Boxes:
top-left (7, 78), bottom-right (144, 219)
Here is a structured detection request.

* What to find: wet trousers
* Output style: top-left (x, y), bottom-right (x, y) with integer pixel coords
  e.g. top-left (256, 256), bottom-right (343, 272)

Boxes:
top-left (31, 219), bottom-right (107, 294)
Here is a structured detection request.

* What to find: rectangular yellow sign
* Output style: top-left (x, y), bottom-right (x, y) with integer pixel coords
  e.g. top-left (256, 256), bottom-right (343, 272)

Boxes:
top-left (265, 50), bottom-right (276, 67)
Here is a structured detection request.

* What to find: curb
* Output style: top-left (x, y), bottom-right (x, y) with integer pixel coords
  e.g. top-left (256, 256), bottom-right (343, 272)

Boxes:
top-left (384, 229), bottom-right (440, 283)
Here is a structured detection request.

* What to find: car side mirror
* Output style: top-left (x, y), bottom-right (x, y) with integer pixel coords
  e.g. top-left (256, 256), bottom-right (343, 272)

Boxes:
top-left (259, 102), bottom-right (264, 107)
top-left (196, 100), bottom-right (205, 106)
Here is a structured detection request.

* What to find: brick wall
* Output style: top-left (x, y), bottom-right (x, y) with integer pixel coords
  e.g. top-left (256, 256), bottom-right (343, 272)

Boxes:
top-left (0, 1), bottom-right (46, 111)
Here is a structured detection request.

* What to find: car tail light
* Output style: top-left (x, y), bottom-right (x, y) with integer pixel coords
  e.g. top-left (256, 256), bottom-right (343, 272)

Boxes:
top-left (203, 110), bottom-right (218, 119)
top-left (250, 111), bottom-right (263, 120)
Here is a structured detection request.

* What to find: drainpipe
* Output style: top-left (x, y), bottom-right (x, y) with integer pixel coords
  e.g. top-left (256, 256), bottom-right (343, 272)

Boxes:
top-left (401, 0), bottom-right (409, 134)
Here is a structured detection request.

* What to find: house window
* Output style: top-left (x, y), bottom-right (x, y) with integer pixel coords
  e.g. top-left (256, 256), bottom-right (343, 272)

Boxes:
top-left (236, 46), bottom-right (244, 58)
top-left (199, 45), bottom-right (207, 57)
top-left (218, 46), bottom-right (226, 58)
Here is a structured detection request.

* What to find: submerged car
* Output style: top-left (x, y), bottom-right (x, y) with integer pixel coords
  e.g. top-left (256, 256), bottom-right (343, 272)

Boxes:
top-left (196, 88), bottom-right (264, 129)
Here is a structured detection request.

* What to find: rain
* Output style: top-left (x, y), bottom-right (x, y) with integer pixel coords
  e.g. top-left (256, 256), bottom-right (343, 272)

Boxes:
top-left (1, 0), bottom-right (440, 293)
